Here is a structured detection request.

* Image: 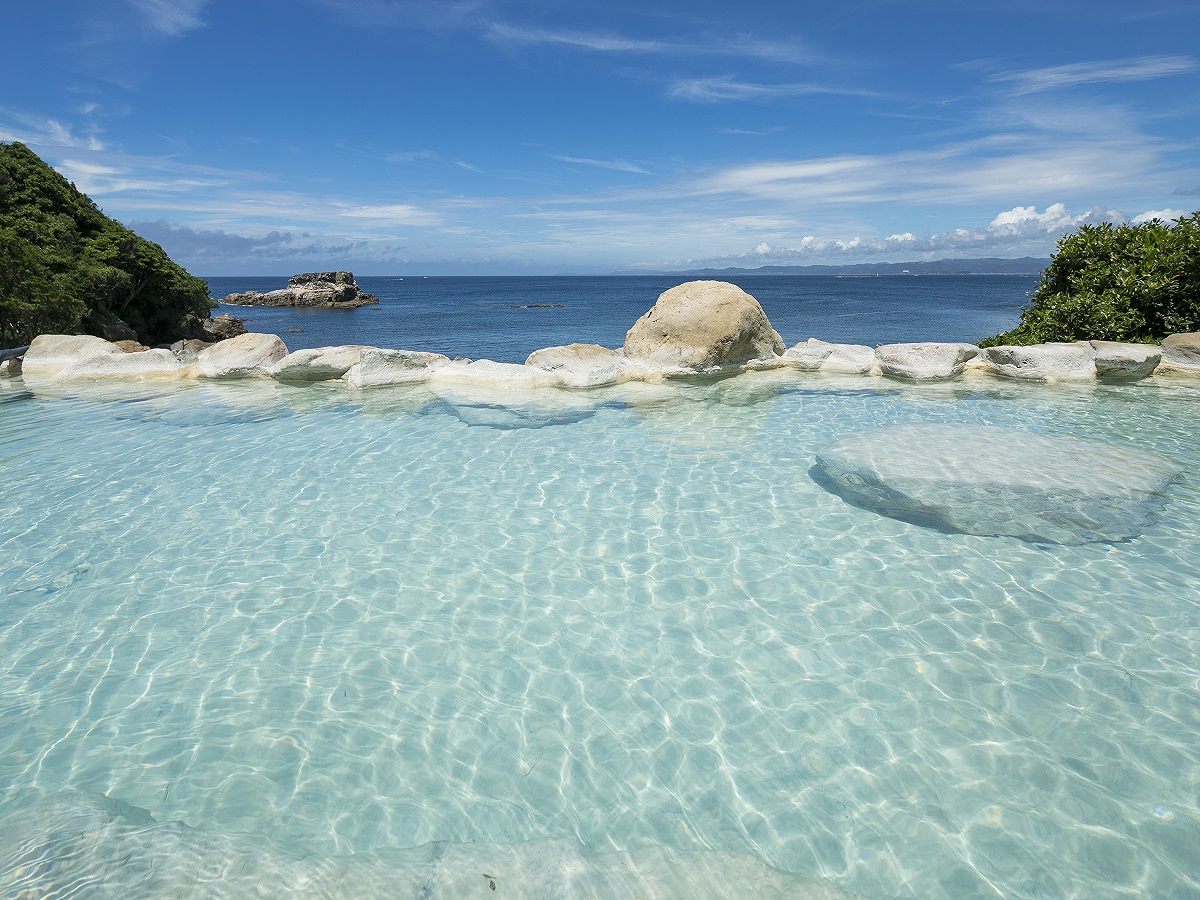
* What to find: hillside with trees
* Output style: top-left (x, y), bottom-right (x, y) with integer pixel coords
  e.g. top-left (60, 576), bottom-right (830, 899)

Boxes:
top-left (0, 142), bottom-right (212, 347)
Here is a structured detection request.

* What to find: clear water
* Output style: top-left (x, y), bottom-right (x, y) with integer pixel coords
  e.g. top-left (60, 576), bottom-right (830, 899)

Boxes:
top-left (2, 371), bottom-right (1199, 898)
top-left (202, 274), bottom-right (1032, 361)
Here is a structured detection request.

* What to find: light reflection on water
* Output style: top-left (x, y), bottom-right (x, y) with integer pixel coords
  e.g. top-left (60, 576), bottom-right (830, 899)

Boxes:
top-left (1, 372), bottom-right (1198, 898)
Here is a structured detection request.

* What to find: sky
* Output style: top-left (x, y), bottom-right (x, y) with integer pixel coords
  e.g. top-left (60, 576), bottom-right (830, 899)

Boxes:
top-left (2, 0), bottom-right (1199, 275)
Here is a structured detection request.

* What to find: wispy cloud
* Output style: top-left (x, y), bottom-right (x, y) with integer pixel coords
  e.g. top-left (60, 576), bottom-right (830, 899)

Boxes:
top-left (990, 55), bottom-right (1197, 95)
top-left (484, 22), bottom-right (809, 64)
top-left (335, 202), bottom-right (442, 226)
top-left (668, 76), bottom-right (878, 103)
top-left (127, 0), bottom-right (208, 36)
top-left (551, 155), bottom-right (651, 175)
top-left (0, 109), bottom-right (106, 151)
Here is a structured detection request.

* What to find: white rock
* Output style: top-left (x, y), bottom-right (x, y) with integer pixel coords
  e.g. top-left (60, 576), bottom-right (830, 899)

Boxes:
top-left (1090, 341), bottom-right (1161, 380)
top-left (1158, 332), bottom-right (1200, 377)
top-left (984, 343), bottom-right (1095, 381)
top-left (0, 358), bottom-right (21, 378)
top-left (195, 333), bottom-right (288, 379)
top-left (784, 339), bottom-right (877, 375)
top-left (429, 359), bottom-right (564, 390)
top-left (814, 424), bottom-right (1178, 544)
top-left (57, 348), bottom-right (188, 380)
top-left (876, 342), bottom-right (978, 380)
top-left (623, 280), bottom-right (784, 370)
top-left (343, 348), bottom-right (451, 389)
top-left (525, 343), bottom-right (635, 388)
top-left (20, 334), bottom-right (119, 378)
top-left (272, 345), bottom-right (368, 381)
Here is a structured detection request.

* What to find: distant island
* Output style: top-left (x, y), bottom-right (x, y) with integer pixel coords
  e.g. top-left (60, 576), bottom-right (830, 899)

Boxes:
top-left (221, 272), bottom-right (379, 309)
top-left (645, 257), bottom-right (1049, 277)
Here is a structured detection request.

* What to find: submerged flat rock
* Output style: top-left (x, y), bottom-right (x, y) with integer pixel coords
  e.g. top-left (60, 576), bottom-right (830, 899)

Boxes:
top-left (813, 424), bottom-right (1177, 544)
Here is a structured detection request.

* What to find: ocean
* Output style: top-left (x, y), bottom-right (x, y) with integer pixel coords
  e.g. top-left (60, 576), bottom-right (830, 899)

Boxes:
top-left (203, 275), bottom-right (1034, 361)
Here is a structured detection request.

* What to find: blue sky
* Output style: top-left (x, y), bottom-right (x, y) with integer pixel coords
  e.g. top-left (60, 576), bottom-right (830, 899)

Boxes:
top-left (3, 0), bottom-right (1198, 274)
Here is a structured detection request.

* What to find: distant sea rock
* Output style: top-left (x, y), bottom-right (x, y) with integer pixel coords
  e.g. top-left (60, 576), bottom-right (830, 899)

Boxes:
top-left (221, 272), bottom-right (379, 309)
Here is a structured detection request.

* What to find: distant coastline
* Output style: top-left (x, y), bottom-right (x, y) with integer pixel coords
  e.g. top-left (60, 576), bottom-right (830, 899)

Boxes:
top-left (644, 256), bottom-right (1050, 278)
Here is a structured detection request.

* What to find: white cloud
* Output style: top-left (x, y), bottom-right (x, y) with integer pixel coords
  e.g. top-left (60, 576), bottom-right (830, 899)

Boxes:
top-left (552, 155), bottom-right (650, 175)
top-left (127, 0), bottom-right (208, 36)
top-left (484, 22), bottom-right (808, 64)
top-left (990, 55), bottom-right (1197, 95)
top-left (335, 203), bottom-right (442, 226)
top-left (668, 77), bottom-right (877, 103)
top-left (1132, 208), bottom-right (1186, 223)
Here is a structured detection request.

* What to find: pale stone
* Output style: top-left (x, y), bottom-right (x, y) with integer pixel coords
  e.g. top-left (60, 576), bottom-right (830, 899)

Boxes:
top-left (272, 345), bottom-right (368, 381)
top-left (343, 348), bottom-right (451, 389)
top-left (525, 343), bottom-right (634, 387)
top-left (429, 359), bottom-right (564, 390)
top-left (984, 343), bottom-right (1095, 381)
top-left (195, 333), bottom-right (288, 379)
top-left (876, 342), bottom-right (978, 380)
top-left (1158, 332), bottom-right (1200, 376)
top-left (21, 334), bottom-right (121, 377)
top-left (623, 280), bottom-right (784, 370)
top-left (0, 357), bottom-right (21, 378)
top-left (784, 339), bottom-right (877, 375)
top-left (1090, 341), bottom-right (1161, 380)
top-left (58, 348), bottom-right (188, 380)
top-left (814, 424), bottom-right (1177, 544)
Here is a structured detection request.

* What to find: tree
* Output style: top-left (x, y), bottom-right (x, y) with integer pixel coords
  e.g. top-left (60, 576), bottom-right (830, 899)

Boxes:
top-left (981, 213), bottom-right (1200, 346)
top-left (0, 141), bottom-right (213, 347)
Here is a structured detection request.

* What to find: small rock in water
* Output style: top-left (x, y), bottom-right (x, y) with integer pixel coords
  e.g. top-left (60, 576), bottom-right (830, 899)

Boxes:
top-left (813, 424), bottom-right (1178, 544)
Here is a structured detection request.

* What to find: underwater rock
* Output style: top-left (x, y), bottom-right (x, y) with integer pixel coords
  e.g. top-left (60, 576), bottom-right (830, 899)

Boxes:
top-left (623, 280), bottom-right (784, 370)
top-left (813, 424), bottom-right (1177, 544)
top-left (0, 792), bottom-right (848, 899)
top-left (195, 333), bottom-right (288, 379)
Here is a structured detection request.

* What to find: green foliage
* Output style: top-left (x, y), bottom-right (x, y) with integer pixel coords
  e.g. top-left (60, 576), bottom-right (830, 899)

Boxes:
top-left (982, 213), bottom-right (1200, 346)
top-left (0, 142), bottom-right (213, 346)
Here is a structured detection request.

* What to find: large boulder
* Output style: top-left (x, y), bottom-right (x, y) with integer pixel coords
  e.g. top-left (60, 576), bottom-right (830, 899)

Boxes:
top-left (272, 345), bottom-right (368, 381)
top-left (984, 343), bottom-right (1095, 381)
top-left (622, 281), bottom-right (784, 370)
top-left (875, 343), bottom-right (978, 380)
top-left (1159, 333), bottom-right (1200, 376)
top-left (343, 348), bottom-right (450, 389)
top-left (783, 339), bottom-right (876, 375)
top-left (222, 272), bottom-right (378, 308)
top-left (1090, 341), bottom-right (1161, 380)
top-left (813, 424), bottom-right (1177, 544)
top-left (525, 343), bottom-right (637, 388)
top-left (20, 334), bottom-right (120, 378)
top-left (195, 333), bottom-right (288, 378)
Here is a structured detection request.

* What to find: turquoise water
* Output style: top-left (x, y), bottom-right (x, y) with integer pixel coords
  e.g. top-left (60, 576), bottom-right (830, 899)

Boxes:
top-left (2, 371), bottom-right (1199, 898)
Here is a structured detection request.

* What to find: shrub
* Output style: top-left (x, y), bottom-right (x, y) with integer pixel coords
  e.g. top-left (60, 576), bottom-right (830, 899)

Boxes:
top-left (981, 213), bottom-right (1200, 346)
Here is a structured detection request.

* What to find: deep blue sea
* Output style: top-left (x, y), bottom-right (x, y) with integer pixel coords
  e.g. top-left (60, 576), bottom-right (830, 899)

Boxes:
top-left (203, 275), bottom-right (1033, 361)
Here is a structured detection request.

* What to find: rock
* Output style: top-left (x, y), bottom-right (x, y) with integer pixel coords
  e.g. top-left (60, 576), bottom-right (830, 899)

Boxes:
top-left (57, 348), bottom-right (188, 380)
top-left (623, 280), bottom-right (784, 370)
top-left (813, 424), bottom-right (1178, 544)
top-left (343, 348), bottom-right (451, 389)
top-left (984, 343), bottom-right (1095, 381)
top-left (222, 271), bottom-right (379, 308)
top-left (784, 339), bottom-right (877, 375)
top-left (168, 338), bottom-right (213, 363)
top-left (272, 345), bottom-right (368, 381)
top-left (0, 357), bottom-right (21, 378)
top-left (113, 340), bottom-right (149, 353)
top-left (1090, 341), bottom-right (1161, 380)
top-left (876, 343), bottom-right (978, 380)
top-left (20, 334), bottom-right (120, 378)
top-left (525, 343), bottom-right (637, 388)
top-left (203, 315), bottom-right (248, 341)
top-left (1159, 332), bottom-right (1200, 376)
top-left (82, 306), bottom-right (138, 342)
top-left (429, 359), bottom-right (564, 391)
top-left (195, 333), bottom-right (288, 379)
